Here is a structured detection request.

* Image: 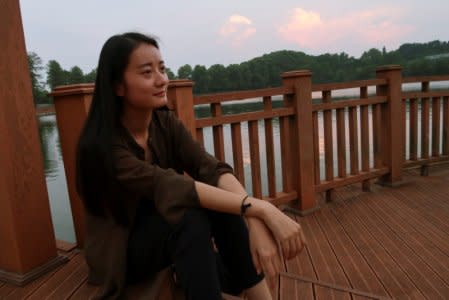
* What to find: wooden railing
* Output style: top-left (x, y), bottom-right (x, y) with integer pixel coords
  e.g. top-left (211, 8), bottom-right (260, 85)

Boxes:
top-left (193, 86), bottom-right (296, 204)
top-left (311, 78), bottom-right (390, 202)
top-left (401, 75), bottom-right (449, 174)
top-left (48, 66), bottom-right (449, 248)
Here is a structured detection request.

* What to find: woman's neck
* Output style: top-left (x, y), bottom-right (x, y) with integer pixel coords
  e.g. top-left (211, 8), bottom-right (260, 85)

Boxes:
top-left (121, 106), bottom-right (153, 141)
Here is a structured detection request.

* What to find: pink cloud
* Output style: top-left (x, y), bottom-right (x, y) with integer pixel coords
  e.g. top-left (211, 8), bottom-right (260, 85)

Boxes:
top-left (220, 14), bottom-right (256, 47)
top-left (278, 7), bottom-right (414, 52)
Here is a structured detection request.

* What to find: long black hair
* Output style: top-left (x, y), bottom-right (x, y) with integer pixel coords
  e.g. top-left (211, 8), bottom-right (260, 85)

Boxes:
top-left (76, 32), bottom-right (159, 226)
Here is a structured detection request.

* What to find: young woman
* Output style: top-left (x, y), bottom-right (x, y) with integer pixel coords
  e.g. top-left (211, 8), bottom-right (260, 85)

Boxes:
top-left (76, 32), bottom-right (306, 300)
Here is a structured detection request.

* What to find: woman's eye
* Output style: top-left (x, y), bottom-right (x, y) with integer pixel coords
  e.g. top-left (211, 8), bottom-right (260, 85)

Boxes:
top-left (143, 70), bottom-right (152, 75)
top-left (160, 66), bottom-right (166, 73)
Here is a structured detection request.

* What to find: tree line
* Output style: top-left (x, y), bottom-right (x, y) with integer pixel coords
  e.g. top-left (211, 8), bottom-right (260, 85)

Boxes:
top-left (29, 40), bottom-right (449, 104)
top-left (28, 53), bottom-right (97, 104)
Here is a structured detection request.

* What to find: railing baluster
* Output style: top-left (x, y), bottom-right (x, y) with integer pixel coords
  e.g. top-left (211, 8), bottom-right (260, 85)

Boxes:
top-left (263, 96), bottom-right (276, 198)
top-left (421, 82), bottom-right (430, 175)
top-left (248, 120), bottom-right (262, 198)
top-left (432, 97), bottom-right (441, 157)
top-left (349, 106), bottom-right (359, 175)
top-left (231, 123), bottom-right (245, 186)
top-left (313, 111), bottom-right (321, 184)
top-left (409, 98), bottom-right (418, 161)
top-left (402, 97), bottom-right (407, 162)
top-left (360, 87), bottom-right (370, 191)
top-left (322, 90), bottom-right (335, 201)
top-left (443, 96), bottom-right (449, 155)
top-left (196, 128), bottom-right (204, 148)
top-left (279, 116), bottom-right (292, 193)
top-left (211, 103), bottom-right (225, 161)
top-left (336, 108), bottom-right (346, 178)
top-left (372, 103), bottom-right (382, 168)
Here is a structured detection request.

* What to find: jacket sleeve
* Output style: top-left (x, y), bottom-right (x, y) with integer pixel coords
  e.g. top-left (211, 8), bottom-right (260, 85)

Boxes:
top-left (113, 144), bottom-right (200, 224)
top-left (168, 112), bottom-right (234, 186)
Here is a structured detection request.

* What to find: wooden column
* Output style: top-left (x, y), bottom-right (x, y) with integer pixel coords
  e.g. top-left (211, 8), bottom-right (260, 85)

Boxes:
top-left (167, 80), bottom-right (196, 137)
top-left (0, 0), bottom-right (66, 285)
top-left (376, 65), bottom-right (404, 185)
top-left (281, 71), bottom-right (317, 214)
top-left (51, 84), bottom-right (94, 248)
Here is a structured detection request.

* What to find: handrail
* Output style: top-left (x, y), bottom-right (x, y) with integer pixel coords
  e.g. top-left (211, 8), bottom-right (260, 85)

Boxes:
top-left (312, 78), bottom-right (387, 92)
top-left (402, 75), bottom-right (449, 83)
top-left (193, 86), bottom-right (293, 105)
top-left (401, 90), bottom-right (449, 100)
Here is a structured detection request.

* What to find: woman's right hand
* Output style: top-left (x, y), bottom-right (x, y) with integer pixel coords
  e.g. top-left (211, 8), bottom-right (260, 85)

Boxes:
top-left (257, 200), bottom-right (307, 260)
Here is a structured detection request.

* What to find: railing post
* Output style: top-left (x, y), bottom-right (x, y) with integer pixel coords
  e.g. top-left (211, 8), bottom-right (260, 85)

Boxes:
top-left (281, 71), bottom-right (317, 214)
top-left (167, 80), bottom-right (196, 137)
top-left (51, 84), bottom-right (94, 248)
top-left (0, 0), bottom-right (66, 285)
top-left (376, 65), bottom-right (404, 185)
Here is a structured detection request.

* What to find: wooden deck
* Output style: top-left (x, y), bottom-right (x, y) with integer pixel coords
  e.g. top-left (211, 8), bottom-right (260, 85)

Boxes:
top-left (1, 165), bottom-right (448, 299)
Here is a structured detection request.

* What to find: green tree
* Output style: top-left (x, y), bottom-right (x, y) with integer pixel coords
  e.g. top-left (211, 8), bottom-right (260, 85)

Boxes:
top-left (165, 67), bottom-right (176, 80)
top-left (207, 64), bottom-right (228, 92)
top-left (192, 40), bottom-right (449, 90)
top-left (46, 60), bottom-right (67, 90)
top-left (177, 64), bottom-right (193, 79)
top-left (360, 48), bottom-right (383, 66)
top-left (192, 65), bottom-right (209, 94)
top-left (27, 52), bottom-right (49, 104)
top-left (84, 68), bottom-right (97, 83)
top-left (226, 64), bottom-right (241, 90)
top-left (68, 66), bottom-right (84, 84)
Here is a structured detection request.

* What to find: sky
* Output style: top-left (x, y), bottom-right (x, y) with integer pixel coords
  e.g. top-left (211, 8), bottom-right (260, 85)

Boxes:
top-left (20, 0), bottom-right (449, 74)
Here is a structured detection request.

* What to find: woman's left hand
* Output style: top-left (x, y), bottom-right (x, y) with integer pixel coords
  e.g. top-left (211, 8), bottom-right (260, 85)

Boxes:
top-left (247, 216), bottom-right (282, 288)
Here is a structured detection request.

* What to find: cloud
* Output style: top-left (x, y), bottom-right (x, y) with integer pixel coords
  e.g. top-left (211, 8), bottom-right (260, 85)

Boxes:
top-left (278, 7), bottom-right (414, 52)
top-left (220, 14), bottom-right (256, 47)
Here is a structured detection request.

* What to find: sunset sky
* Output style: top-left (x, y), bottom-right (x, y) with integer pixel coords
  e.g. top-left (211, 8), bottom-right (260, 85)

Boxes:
top-left (20, 0), bottom-right (449, 73)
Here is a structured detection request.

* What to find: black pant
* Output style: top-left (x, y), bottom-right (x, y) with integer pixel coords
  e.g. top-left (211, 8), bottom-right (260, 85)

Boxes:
top-left (127, 207), bottom-right (264, 300)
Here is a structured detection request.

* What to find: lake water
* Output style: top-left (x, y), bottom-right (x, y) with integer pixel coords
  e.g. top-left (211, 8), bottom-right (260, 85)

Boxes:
top-left (38, 82), bottom-right (448, 244)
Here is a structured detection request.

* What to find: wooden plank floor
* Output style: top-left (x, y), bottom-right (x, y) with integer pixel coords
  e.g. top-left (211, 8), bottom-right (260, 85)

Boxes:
top-left (1, 165), bottom-right (448, 299)
top-left (283, 164), bottom-right (449, 300)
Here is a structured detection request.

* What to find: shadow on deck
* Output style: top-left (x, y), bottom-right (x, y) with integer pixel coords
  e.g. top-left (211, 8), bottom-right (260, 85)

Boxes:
top-left (1, 165), bottom-right (448, 299)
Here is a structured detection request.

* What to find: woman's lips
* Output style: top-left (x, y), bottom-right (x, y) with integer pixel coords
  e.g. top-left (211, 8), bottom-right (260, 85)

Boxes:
top-left (153, 91), bottom-right (166, 97)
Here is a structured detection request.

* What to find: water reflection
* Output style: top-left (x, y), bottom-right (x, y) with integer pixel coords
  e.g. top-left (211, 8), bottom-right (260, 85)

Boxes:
top-left (38, 115), bottom-right (76, 243)
top-left (38, 115), bottom-right (60, 178)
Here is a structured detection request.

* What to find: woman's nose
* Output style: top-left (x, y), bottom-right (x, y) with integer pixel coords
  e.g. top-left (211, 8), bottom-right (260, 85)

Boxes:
top-left (155, 70), bottom-right (168, 86)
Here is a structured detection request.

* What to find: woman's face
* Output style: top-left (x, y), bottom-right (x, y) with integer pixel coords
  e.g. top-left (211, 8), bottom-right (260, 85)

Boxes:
top-left (117, 43), bottom-right (169, 110)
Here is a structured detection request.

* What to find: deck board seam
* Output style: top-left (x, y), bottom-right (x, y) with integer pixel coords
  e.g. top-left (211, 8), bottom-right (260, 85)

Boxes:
top-left (370, 189), bottom-right (449, 286)
top-left (388, 189), bottom-right (449, 255)
top-left (316, 205), bottom-right (388, 294)
top-left (329, 197), bottom-right (393, 299)
top-left (333, 189), bottom-right (425, 298)
top-left (311, 213), bottom-right (352, 287)
top-left (47, 260), bottom-right (88, 300)
top-left (339, 186), bottom-right (429, 299)
top-left (392, 186), bottom-right (449, 237)
top-left (280, 272), bottom-right (391, 300)
top-left (350, 187), bottom-right (443, 299)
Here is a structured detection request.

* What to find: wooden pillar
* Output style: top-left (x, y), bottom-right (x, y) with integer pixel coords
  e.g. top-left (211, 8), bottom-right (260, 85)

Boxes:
top-left (51, 84), bottom-right (94, 248)
top-left (376, 65), bottom-right (404, 185)
top-left (281, 71), bottom-right (317, 214)
top-left (167, 80), bottom-right (196, 136)
top-left (0, 0), bottom-right (66, 285)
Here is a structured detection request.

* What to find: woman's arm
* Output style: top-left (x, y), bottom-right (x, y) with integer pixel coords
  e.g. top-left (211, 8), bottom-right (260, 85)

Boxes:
top-left (195, 173), bottom-right (306, 260)
top-left (193, 180), bottom-right (268, 218)
top-left (215, 173), bottom-right (283, 287)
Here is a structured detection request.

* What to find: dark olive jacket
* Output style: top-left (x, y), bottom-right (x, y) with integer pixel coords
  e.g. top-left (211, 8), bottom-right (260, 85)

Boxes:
top-left (84, 108), bottom-right (233, 299)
